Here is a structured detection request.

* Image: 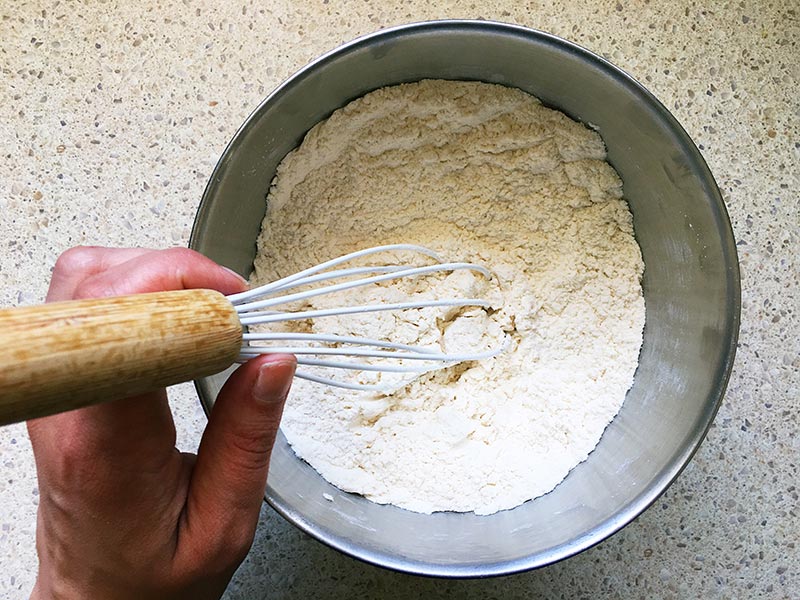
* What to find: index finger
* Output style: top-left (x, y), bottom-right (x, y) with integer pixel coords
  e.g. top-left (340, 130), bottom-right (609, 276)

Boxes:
top-left (47, 247), bottom-right (154, 302)
top-left (72, 247), bottom-right (248, 299)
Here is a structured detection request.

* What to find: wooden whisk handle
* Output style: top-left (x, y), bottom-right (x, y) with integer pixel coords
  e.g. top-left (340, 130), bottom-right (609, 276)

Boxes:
top-left (0, 289), bottom-right (242, 426)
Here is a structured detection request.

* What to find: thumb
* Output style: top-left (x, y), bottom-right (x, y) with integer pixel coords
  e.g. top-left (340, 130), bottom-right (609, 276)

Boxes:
top-left (183, 354), bottom-right (296, 559)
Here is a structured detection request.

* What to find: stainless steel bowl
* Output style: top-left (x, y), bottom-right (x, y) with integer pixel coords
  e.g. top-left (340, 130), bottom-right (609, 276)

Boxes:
top-left (190, 21), bottom-right (740, 577)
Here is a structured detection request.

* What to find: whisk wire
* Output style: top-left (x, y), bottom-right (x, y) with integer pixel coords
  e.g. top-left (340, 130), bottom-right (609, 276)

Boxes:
top-left (227, 244), bottom-right (443, 304)
top-left (238, 298), bottom-right (490, 326)
top-left (237, 345), bottom-right (502, 362)
top-left (242, 332), bottom-right (441, 354)
top-left (234, 262), bottom-right (490, 313)
top-left (230, 245), bottom-right (504, 391)
top-left (265, 265), bottom-right (407, 292)
top-left (292, 371), bottom-right (397, 392)
top-left (292, 358), bottom-right (434, 374)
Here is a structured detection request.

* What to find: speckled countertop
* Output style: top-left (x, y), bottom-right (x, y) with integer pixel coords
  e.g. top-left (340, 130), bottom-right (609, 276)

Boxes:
top-left (1, 1), bottom-right (797, 598)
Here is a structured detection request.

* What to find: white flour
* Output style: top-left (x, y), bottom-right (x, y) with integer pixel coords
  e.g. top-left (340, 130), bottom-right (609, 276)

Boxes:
top-left (253, 80), bottom-right (645, 515)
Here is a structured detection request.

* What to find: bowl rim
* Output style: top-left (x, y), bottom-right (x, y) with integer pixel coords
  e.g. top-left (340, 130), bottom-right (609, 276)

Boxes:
top-left (190, 19), bottom-right (741, 577)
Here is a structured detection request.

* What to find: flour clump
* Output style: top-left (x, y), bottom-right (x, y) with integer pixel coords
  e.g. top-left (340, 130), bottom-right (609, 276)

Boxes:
top-left (252, 80), bottom-right (645, 515)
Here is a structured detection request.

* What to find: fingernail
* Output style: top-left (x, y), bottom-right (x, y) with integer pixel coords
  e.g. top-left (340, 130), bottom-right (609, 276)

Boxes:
top-left (222, 265), bottom-right (248, 285)
top-left (253, 358), bottom-right (296, 404)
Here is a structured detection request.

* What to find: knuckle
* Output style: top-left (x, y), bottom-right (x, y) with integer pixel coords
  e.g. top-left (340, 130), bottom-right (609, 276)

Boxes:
top-left (221, 525), bottom-right (257, 565)
top-left (186, 525), bottom-right (255, 575)
top-left (224, 524), bottom-right (257, 564)
top-left (47, 426), bottom-right (102, 484)
top-left (56, 434), bottom-right (87, 468)
top-left (163, 246), bottom-right (202, 264)
top-left (224, 429), bottom-right (272, 475)
top-left (53, 246), bottom-right (101, 277)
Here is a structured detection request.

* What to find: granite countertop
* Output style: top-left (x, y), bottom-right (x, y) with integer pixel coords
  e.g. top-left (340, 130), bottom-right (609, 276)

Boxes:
top-left (1, 1), bottom-right (797, 598)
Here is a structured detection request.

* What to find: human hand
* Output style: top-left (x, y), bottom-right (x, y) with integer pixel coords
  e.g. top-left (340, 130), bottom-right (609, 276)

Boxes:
top-left (28, 247), bottom-right (296, 600)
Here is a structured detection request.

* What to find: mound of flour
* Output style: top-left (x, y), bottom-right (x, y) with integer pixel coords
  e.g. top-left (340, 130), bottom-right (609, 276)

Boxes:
top-left (252, 80), bottom-right (645, 515)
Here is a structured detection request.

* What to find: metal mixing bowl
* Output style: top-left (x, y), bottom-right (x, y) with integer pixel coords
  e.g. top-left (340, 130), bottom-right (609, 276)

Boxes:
top-left (190, 21), bottom-right (740, 577)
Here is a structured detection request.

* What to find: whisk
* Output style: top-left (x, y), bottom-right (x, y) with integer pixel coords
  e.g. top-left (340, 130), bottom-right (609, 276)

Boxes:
top-left (0, 244), bottom-right (503, 425)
